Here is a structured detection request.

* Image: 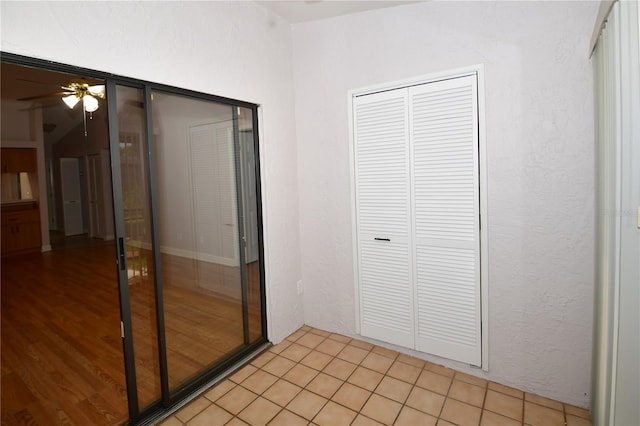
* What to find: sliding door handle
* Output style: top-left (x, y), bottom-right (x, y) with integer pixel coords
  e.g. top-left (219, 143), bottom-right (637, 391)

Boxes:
top-left (118, 237), bottom-right (126, 271)
top-left (374, 237), bottom-right (391, 242)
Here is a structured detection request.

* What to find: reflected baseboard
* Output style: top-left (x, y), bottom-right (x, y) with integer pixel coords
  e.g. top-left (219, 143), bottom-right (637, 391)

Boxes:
top-left (160, 245), bottom-right (239, 267)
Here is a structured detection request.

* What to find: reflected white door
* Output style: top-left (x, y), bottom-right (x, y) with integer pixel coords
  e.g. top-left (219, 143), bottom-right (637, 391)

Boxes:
top-left (60, 157), bottom-right (84, 236)
top-left (189, 122), bottom-right (238, 266)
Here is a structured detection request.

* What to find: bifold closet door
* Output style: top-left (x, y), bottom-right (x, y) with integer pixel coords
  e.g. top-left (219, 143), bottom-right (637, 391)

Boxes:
top-left (353, 89), bottom-right (414, 348)
top-left (410, 75), bottom-right (481, 366)
top-left (353, 74), bottom-right (482, 366)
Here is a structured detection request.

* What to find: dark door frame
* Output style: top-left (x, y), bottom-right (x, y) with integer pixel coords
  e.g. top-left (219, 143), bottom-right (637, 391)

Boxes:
top-left (1, 52), bottom-right (268, 425)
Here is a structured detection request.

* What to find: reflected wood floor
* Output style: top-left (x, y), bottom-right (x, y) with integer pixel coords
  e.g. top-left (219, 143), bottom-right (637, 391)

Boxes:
top-left (1, 244), bottom-right (263, 425)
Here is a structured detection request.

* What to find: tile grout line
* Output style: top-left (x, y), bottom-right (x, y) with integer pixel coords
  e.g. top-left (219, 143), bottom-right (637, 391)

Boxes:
top-left (477, 376), bottom-right (489, 426)
top-left (256, 329), bottom-right (364, 424)
top-left (167, 327), bottom-right (592, 426)
top-left (435, 365), bottom-right (456, 424)
top-left (319, 330), bottom-right (376, 424)
top-left (263, 331), bottom-right (326, 423)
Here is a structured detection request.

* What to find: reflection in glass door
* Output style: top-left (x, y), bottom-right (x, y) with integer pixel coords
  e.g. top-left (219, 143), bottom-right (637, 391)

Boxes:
top-left (151, 92), bottom-right (247, 391)
top-left (107, 81), bottom-right (266, 423)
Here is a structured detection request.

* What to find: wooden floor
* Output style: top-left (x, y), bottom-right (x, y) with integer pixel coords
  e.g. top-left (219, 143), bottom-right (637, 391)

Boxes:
top-left (1, 241), bottom-right (264, 425)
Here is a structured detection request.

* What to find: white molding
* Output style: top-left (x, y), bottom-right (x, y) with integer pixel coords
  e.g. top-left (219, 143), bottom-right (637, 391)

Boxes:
top-left (590, 1), bottom-right (617, 57)
top-left (347, 89), bottom-right (360, 336)
top-left (348, 65), bottom-right (481, 99)
top-left (476, 65), bottom-right (490, 372)
top-left (257, 105), bottom-right (273, 343)
top-left (609, 4), bottom-right (622, 424)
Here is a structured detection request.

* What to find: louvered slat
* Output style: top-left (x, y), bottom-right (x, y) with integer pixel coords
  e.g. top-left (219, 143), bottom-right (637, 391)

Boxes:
top-left (354, 89), bottom-right (413, 348)
top-left (410, 75), bottom-right (481, 366)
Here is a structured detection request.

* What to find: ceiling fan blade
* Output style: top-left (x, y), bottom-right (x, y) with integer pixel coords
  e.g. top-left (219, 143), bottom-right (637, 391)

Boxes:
top-left (17, 91), bottom-right (69, 101)
top-left (16, 78), bottom-right (63, 87)
top-left (19, 101), bottom-right (68, 111)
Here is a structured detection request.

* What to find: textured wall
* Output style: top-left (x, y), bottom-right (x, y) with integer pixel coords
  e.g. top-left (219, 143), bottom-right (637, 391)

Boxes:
top-left (292, 1), bottom-right (597, 407)
top-left (1, 1), bottom-right (304, 343)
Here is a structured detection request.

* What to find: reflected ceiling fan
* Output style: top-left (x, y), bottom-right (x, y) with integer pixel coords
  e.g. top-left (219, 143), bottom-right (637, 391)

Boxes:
top-left (59, 82), bottom-right (105, 113)
top-left (19, 80), bottom-right (106, 136)
top-left (18, 80), bottom-right (105, 112)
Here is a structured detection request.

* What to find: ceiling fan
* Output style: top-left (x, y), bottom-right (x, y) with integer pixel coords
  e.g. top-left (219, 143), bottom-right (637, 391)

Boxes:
top-left (18, 80), bottom-right (106, 136)
top-left (18, 80), bottom-right (105, 113)
top-left (60, 82), bottom-right (105, 113)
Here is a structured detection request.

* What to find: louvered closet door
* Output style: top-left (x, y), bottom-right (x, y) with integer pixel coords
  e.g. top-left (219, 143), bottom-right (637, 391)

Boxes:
top-left (410, 75), bottom-right (481, 366)
top-left (354, 89), bottom-right (414, 348)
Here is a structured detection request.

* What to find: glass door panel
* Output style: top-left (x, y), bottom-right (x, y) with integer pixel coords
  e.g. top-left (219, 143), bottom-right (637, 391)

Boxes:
top-left (108, 84), bottom-right (162, 415)
top-left (150, 91), bottom-right (245, 390)
top-left (237, 107), bottom-right (265, 343)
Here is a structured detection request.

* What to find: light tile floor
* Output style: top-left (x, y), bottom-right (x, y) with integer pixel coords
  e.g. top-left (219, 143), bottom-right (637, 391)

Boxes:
top-left (158, 326), bottom-right (592, 426)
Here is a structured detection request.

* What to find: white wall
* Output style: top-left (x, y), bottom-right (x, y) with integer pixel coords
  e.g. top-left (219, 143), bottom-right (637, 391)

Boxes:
top-left (292, 1), bottom-right (597, 407)
top-left (0, 1), bottom-right (304, 343)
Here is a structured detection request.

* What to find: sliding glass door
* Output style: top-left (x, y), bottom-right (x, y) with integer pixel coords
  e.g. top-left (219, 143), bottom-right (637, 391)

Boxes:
top-left (107, 81), bottom-right (266, 423)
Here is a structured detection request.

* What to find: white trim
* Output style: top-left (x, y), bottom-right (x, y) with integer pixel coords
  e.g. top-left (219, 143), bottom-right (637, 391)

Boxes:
top-left (348, 65), bottom-right (481, 99)
top-left (590, 1), bottom-right (617, 57)
top-left (348, 64), bottom-right (489, 370)
top-left (257, 105), bottom-right (273, 343)
top-left (347, 91), bottom-right (361, 336)
top-left (609, 4), bottom-right (622, 423)
top-left (41, 244), bottom-right (52, 252)
top-left (476, 65), bottom-right (490, 372)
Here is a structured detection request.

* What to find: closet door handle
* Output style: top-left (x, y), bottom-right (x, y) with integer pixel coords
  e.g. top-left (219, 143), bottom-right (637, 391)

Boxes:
top-left (374, 237), bottom-right (391, 242)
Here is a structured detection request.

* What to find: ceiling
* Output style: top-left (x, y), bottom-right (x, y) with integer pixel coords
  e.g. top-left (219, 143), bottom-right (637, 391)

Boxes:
top-left (258, 0), bottom-right (422, 23)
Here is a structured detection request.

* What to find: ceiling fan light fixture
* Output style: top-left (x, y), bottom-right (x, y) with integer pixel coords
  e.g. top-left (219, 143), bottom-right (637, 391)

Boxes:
top-left (62, 94), bottom-right (80, 109)
top-left (89, 85), bottom-right (105, 97)
top-left (83, 95), bottom-right (99, 113)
